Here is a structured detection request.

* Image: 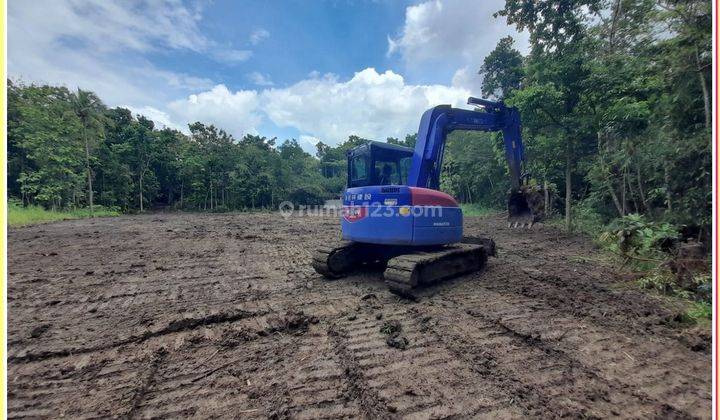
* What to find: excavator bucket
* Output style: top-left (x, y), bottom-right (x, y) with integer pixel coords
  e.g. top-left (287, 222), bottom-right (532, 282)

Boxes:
top-left (507, 185), bottom-right (545, 228)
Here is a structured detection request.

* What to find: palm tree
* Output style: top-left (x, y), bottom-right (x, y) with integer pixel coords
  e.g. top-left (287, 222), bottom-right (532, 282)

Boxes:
top-left (70, 88), bottom-right (104, 216)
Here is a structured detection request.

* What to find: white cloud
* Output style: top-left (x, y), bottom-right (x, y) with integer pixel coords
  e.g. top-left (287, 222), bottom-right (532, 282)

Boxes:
top-left (388, 0), bottom-right (529, 91)
top-left (212, 49), bottom-right (253, 64)
top-left (299, 135), bottom-right (321, 146)
top-left (8, 1), bottom-right (489, 147)
top-left (8, 0), bottom-right (252, 110)
top-left (128, 105), bottom-right (187, 132)
top-left (298, 135), bottom-right (321, 155)
top-left (262, 68), bottom-right (470, 143)
top-left (250, 29), bottom-right (270, 45)
top-left (9, 0), bottom-right (208, 55)
top-left (168, 85), bottom-right (262, 137)
top-left (149, 68), bottom-right (472, 145)
top-left (247, 71), bottom-right (274, 86)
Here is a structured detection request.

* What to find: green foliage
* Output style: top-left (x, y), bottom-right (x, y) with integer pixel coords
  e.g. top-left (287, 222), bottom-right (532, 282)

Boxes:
top-left (8, 200), bottom-right (119, 226)
top-left (479, 36), bottom-right (524, 98)
top-left (600, 214), bottom-right (678, 258)
top-left (441, 130), bottom-right (509, 207)
top-left (571, 199), bottom-right (607, 237)
top-left (460, 203), bottom-right (497, 217)
top-left (490, 0), bottom-right (711, 239)
top-left (637, 269), bottom-right (711, 315)
top-left (686, 302), bottom-right (712, 321)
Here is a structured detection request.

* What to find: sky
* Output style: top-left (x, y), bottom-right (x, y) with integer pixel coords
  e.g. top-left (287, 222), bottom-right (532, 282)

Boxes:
top-left (8, 0), bottom-right (528, 154)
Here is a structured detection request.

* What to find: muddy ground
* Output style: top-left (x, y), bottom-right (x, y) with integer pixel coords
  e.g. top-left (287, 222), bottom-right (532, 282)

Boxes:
top-left (8, 212), bottom-right (711, 418)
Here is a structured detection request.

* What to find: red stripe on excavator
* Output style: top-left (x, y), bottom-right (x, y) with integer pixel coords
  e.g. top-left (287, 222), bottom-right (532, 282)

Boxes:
top-left (408, 187), bottom-right (458, 207)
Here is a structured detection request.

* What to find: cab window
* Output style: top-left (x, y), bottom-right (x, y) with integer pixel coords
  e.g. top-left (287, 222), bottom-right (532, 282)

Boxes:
top-left (399, 157), bottom-right (412, 184)
top-left (374, 160), bottom-right (401, 185)
top-left (350, 156), bottom-right (368, 186)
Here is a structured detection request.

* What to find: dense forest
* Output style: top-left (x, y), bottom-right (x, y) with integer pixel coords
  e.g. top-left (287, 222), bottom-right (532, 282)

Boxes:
top-left (8, 83), bottom-right (336, 212)
top-left (8, 0), bottom-right (711, 240)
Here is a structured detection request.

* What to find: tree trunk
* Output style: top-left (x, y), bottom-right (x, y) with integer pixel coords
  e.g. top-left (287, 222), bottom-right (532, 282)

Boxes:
top-left (664, 159), bottom-right (673, 212)
top-left (544, 179), bottom-right (550, 214)
top-left (83, 126), bottom-right (94, 216)
top-left (621, 172), bottom-right (626, 215)
top-left (565, 142), bottom-right (572, 231)
top-left (626, 167), bottom-right (639, 213)
top-left (696, 49), bottom-right (711, 132)
top-left (636, 163), bottom-right (649, 212)
top-left (139, 172), bottom-right (144, 212)
top-left (598, 133), bottom-right (624, 216)
top-left (180, 182), bottom-right (184, 208)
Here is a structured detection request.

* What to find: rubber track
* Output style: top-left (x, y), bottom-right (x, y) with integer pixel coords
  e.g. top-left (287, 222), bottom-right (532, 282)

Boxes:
top-left (311, 241), bottom-right (360, 278)
top-left (384, 244), bottom-right (487, 297)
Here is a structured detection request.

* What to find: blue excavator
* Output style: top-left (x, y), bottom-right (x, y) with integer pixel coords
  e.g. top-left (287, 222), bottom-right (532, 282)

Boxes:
top-left (312, 97), bottom-right (544, 296)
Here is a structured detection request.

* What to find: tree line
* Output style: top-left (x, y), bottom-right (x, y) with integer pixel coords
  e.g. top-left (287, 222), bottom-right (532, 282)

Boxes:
top-left (8, 81), bottom-right (350, 213)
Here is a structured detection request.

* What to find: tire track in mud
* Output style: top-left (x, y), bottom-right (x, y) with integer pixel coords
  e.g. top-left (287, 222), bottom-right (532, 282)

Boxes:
top-left (9, 308), bottom-right (266, 363)
top-left (320, 302), bottom-right (524, 419)
top-left (327, 322), bottom-right (393, 419)
top-left (124, 348), bottom-right (168, 419)
top-left (414, 289), bottom-right (708, 418)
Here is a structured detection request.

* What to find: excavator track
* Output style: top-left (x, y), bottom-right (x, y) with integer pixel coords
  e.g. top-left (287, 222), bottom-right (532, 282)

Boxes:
top-left (312, 241), bottom-right (364, 278)
top-left (384, 243), bottom-right (488, 298)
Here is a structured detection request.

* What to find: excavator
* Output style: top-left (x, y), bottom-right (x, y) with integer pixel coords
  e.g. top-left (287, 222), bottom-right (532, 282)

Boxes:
top-left (312, 97), bottom-right (544, 296)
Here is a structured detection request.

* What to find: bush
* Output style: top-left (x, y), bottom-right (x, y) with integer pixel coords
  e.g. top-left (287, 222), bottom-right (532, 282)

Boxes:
top-left (600, 213), bottom-right (678, 258)
top-left (287, 185), bottom-right (327, 206)
top-left (572, 199), bottom-right (607, 237)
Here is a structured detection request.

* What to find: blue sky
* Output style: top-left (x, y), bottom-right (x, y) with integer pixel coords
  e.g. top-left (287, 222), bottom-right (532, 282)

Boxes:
top-left (9, 0), bottom-right (528, 154)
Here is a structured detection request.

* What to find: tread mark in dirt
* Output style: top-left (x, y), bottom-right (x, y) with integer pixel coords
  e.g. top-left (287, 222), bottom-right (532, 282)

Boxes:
top-left (9, 308), bottom-right (266, 364)
top-left (327, 311), bottom-right (521, 418)
top-left (327, 323), bottom-right (393, 419)
top-left (124, 348), bottom-right (168, 419)
top-left (412, 303), bottom-right (694, 418)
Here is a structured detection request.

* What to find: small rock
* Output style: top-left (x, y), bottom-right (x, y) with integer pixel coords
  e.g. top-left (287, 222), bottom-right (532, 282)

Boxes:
top-left (30, 324), bottom-right (51, 339)
top-left (386, 333), bottom-right (408, 350)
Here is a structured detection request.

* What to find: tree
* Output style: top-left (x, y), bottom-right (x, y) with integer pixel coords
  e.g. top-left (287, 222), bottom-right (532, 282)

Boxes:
top-left (479, 36), bottom-right (524, 99)
top-left (70, 88), bottom-right (106, 216)
top-left (127, 116), bottom-right (158, 212)
top-left (9, 83), bottom-right (85, 209)
top-left (498, 0), bottom-right (600, 231)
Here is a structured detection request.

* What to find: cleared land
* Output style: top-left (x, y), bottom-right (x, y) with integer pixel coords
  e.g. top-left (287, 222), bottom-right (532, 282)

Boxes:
top-left (8, 212), bottom-right (711, 418)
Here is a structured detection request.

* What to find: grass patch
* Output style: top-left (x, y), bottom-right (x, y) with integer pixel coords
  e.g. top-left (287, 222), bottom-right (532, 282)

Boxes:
top-left (8, 202), bottom-right (120, 226)
top-left (685, 302), bottom-right (712, 322)
top-left (460, 203), bottom-right (498, 217)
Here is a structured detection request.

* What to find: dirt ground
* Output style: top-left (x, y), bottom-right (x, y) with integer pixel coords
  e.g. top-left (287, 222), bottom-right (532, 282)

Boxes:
top-left (8, 212), bottom-right (711, 418)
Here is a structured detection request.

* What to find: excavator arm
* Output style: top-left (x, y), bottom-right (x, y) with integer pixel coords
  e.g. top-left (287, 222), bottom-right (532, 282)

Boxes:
top-left (407, 97), bottom-right (543, 224)
top-left (407, 97), bottom-right (524, 189)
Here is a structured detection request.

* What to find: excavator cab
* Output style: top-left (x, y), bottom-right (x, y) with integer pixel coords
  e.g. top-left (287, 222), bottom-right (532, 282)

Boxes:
top-left (347, 142), bottom-right (413, 188)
